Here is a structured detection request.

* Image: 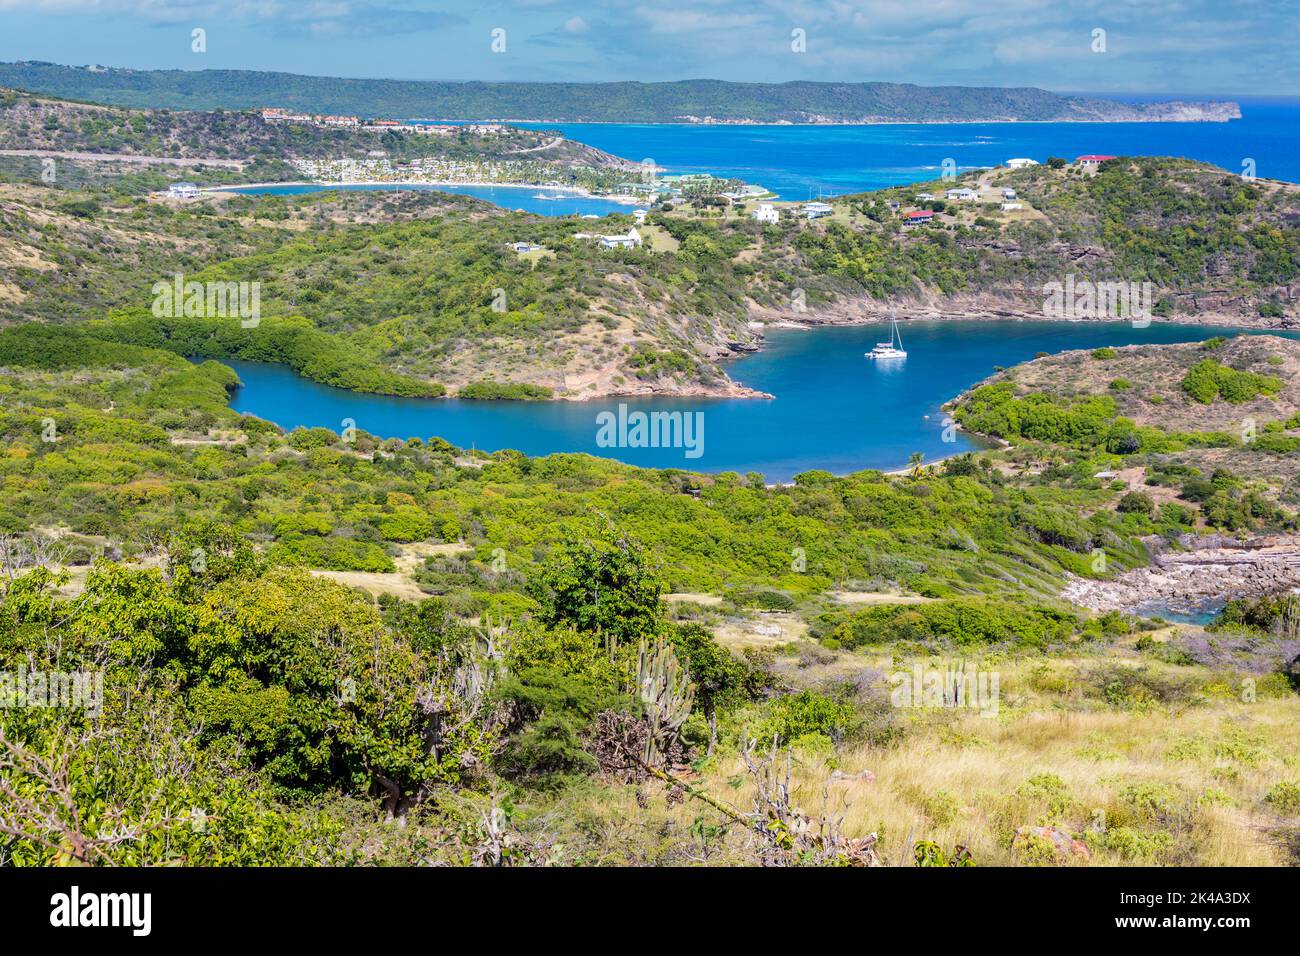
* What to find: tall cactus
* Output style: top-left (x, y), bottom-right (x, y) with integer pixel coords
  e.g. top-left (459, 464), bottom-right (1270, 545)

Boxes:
top-left (636, 638), bottom-right (694, 766)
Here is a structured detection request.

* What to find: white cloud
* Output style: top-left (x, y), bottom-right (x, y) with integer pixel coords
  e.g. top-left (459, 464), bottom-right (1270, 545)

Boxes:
top-left (632, 6), bottom-right (768, 36)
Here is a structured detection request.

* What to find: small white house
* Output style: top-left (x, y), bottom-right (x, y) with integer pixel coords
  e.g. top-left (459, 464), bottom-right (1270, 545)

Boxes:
top-left (1001, 187), bottom-right (1017, 200)
top-left (168, 182), bottom-right (199, 200)
top-left (945, 187), bottom-right (977, 201)
top-left (599, 227), bottom-right (642, 249)
top-left (752, 203), bottom-right (780, 224)
top-left (1006, 158), bottom-right (1039, 169)
top-left (632, 209), bottom-right (648, 224)
top-left (511, 241), bottom-right (542, 253)
top-left (1000, 202), bottom-right (1023, 211)
top-left (803, 201), bottom-right (834, 220)
top-left (915, 192), bottom-right (936, 201)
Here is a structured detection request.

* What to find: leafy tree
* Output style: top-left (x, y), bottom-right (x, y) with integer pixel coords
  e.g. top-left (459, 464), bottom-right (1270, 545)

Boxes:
top-left (1116, 490), bottom-right (1154, 515)
top-left (530, 525), bottom-right (665, 646)
top-left (669, 622), bottom-right (766, 718)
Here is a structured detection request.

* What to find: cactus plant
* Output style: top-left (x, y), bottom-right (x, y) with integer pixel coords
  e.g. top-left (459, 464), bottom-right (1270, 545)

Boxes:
top-left (636, 638), bottom-right (694, 766)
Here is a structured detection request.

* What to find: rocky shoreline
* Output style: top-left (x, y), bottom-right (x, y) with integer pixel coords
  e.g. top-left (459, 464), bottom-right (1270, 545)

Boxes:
top-left (1062, 534), bottom-right (1300, 615)
top-left (608, 298), bottom-right (1298, 403)
top-left (746, 293), bottom-right (1300, 333)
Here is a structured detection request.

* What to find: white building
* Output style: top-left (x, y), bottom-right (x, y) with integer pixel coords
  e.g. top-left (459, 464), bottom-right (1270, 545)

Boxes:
top-left (168, 182), bottom-right (199, 200)
top-left (632, 209), bottom-right (648, 224)
top-left (1005, 158), bottom-right (1038, 169)
top-left (752, 203), bottom-right (780, 224)
top-left (945, 188), bottom-right (977, 201)
top-left (1001, 188), bottom-right (1017, 199)
top-left (1076, 154), bottom-right (1118, 169)
top-left (915, 192), bottom-right (936, 201)
top-left (1000, 202), bottom-right (1023, 211)
top-left (803, 201), bottom-right (834, 219)
top-left (599, 227), bottom-right (642, 249)
top-left (511, 241), bottom-right (542, 253)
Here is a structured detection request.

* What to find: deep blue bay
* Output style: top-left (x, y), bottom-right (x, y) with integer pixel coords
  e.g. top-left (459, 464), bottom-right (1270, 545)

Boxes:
top-left (226, 182), bottom-right (634, 217)
top-left (225, 322), bottom-right (1300, 483)
top-left (222, 100), bottom-right (1300, 481)
top-left (523, 96), bottom-right (1300, 197)
top-left (229, 97), bottom-right (1300, 209)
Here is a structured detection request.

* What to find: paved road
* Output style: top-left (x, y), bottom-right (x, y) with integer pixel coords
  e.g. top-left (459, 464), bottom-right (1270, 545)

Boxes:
top-left (503, 136), bottom-right (563, 155)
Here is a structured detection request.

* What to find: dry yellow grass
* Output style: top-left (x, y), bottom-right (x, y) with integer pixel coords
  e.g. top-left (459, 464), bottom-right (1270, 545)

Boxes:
top-left (710, 702), bottom-right (1295, 866)
top-left (723, 652), bottom-right (1296, 865)
top-left (541, 652), bottom-right (1300, 866)
top-left (827, 590), bottom-right (934, 606)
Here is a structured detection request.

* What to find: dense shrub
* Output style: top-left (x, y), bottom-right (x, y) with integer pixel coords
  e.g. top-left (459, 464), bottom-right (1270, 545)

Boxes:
top-left (821, 598), bottom-right (1078, 649)
top-left (1181, 359), bottom-right (1281, 404)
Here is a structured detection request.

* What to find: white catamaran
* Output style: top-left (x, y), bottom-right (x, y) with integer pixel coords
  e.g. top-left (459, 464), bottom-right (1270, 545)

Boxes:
top-left (865, 316), bottom-right (907, 360)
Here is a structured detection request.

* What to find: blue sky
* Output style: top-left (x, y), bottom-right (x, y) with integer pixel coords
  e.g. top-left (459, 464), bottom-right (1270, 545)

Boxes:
top-left (0, 0), bottom-right (1297, 94)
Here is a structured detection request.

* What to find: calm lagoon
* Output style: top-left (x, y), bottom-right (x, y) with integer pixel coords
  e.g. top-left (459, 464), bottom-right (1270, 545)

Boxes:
top-left (226, 182), bottom-right (634, 217)
top-left (225, 321), bottom-right (1300, 483)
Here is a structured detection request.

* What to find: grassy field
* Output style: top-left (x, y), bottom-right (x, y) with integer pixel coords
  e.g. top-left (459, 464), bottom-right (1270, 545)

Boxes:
top-left (524, 636), bottom-right (1300, 866)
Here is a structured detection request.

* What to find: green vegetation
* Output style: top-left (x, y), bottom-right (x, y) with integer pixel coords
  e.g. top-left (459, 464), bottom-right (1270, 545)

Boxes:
top-left (1, 106), bottom-right (1298, 868)
top-left (1181, 358), bottom-right (1282, 404)
top-left (2, 309), bottom-right (1298, 867)
top-left (0, 64), bottom-right (1237, 123)
top-left (0, 88), bottom-right (631, 173)
top-left (1214, 592), bottom-right (1299, 634)
top-left (949, 338), bottom-right (1300, 535)
top-left (6, 151), bottom-right (1298, 398)
top-left (0, 324), bottom-right (1160, 595)
top-left (458, 381), bottom-right (554, 400)
top-left (817, 598), bottom-right (1081, 649)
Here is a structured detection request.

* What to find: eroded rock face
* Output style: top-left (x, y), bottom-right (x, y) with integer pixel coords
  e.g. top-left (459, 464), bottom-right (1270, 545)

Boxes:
top-left (1063, 534), bottom-right (1300, 614)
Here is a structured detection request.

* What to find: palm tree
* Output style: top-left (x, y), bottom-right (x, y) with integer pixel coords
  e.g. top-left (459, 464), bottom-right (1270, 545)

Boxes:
top-left (908, 452), bottom-right (924, 478)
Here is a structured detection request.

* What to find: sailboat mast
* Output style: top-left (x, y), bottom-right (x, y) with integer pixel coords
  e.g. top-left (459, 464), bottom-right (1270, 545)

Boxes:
top-left (894, 317), bottom-right (903, 350)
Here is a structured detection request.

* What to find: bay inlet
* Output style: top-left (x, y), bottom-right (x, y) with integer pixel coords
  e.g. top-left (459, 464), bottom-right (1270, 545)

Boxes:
top-left (224, 321), bottom-right (1300, 483)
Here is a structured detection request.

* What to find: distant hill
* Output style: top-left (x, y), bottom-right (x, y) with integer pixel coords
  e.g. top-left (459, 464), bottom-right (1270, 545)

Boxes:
top-left (0, 88), bottom-right (634, 170)
top-left (0, 61), bottom-right (1241, 124)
